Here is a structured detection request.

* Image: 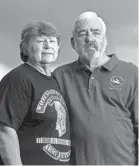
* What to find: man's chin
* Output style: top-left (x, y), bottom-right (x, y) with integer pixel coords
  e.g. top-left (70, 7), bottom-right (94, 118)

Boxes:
top-left (41, 59), bottom-right (54, 64)
top-left (87, 49), bottom-right (96, 57)
top-left (84, 52), bottom-right (101, 61)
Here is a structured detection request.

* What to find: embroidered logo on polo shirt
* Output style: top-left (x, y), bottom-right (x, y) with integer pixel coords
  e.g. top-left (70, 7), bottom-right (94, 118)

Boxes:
top-left (109, 76), bottom-right (124, 90)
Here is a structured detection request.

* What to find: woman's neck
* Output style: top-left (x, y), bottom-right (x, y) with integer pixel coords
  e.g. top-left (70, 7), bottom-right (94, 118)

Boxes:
top-left (26, 60), bottom-right (51, 76)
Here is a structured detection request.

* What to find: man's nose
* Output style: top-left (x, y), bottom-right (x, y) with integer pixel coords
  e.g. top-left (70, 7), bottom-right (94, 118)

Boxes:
top-left (85, 31), bottom-right (94, 43)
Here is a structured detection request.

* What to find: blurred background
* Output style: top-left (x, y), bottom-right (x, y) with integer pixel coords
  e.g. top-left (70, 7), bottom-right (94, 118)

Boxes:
top-left (0, 0), bottom-right (138, 80)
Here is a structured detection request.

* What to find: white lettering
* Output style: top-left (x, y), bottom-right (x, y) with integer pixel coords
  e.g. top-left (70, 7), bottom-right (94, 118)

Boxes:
top-left (36, 105), bottom-right (42, 111)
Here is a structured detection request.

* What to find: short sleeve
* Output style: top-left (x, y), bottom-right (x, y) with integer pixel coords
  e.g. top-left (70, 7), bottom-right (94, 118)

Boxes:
top-left (130, 89), bottom-right (138, 137)
top-left (130, 90), bottom-right (138, 166)
top-left (129, 66), bottom-right (138, 138)
top-left (128, 66), bottom-right (138, 165)
top-left (0, 72), bottom-right (31, 130)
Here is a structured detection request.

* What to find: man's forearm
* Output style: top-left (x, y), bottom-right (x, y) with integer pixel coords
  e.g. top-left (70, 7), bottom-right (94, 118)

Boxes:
top-left (0, 124), bottom-right (22, 165)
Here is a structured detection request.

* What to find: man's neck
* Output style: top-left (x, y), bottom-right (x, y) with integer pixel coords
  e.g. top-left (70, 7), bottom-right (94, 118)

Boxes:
top-left (26, 60), bottom-right (51, 76)
top-left (80, 53), bottom-right (110, 71)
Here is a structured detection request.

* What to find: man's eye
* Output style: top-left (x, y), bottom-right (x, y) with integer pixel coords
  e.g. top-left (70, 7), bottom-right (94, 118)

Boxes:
top-left (78, 33), bottom-right (86, 37)
top-left (94, 32), bottom-right (101, 36)
top-left (50, 40), bottom-right (56, 43)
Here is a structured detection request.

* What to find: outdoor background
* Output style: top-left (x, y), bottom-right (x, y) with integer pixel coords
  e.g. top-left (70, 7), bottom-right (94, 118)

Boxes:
top-left (0, 0), bottom-right (138, 80)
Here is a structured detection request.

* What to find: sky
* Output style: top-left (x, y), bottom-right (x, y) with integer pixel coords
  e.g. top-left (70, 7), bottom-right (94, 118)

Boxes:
top-left (0, 0), bottom-right (138, 80)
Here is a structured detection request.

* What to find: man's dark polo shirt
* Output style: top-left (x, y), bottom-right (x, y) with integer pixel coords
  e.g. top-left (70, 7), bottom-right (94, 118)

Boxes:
top-left (54, 54), bottom-right (138, 165)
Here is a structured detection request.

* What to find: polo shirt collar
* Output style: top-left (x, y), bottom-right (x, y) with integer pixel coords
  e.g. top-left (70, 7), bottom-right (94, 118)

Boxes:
top-left (74, 54), bottom-right (119, 72)
top-left (102, 54), bottom-right (119, 71)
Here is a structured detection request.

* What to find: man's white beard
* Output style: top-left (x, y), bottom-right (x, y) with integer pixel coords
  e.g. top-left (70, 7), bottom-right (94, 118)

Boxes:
top-left (87, 49), bottom-right (102, 60)
top-left (87, 41), bottom-right (107, 60)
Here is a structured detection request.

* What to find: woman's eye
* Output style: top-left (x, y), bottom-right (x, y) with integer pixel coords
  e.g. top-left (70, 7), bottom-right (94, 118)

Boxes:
top-left (37, 40), bottom-right (44, 43)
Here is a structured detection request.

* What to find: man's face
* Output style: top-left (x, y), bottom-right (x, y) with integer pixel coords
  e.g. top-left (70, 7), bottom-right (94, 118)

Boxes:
top-left (28, 35), bottom-right (60, 64)
top-left (72, 18), bottom-right (107, 61)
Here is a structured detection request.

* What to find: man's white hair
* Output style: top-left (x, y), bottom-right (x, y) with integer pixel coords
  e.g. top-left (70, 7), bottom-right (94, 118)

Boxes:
top-left (72, 11), bottom-right (106, 36)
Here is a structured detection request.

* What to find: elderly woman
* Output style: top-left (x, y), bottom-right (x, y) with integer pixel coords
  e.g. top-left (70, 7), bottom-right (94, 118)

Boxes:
top-left (0, 21), bottom-right (71, 165)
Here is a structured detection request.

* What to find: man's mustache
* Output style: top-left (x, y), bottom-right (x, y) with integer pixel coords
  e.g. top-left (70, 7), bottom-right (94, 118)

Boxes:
top-left (84, 42), bottom-right (98, 50)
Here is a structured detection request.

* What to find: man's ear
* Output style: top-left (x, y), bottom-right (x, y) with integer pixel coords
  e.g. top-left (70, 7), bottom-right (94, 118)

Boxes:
top-left (71, 37), bottom-right (75, 49)
top-left (104, 34), bottom-right (108, 46)
top-left (105, 34), bottom-right (108, 40)
top-left (58, 47), bottom-right (61, 54)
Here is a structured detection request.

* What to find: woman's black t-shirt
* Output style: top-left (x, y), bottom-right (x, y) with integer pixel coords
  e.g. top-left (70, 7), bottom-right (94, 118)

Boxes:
top-left (0, 63), bottom-right (71, 165)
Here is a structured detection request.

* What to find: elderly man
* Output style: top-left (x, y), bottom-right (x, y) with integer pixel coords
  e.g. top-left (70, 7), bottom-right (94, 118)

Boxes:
top-left (0, 21), bottom-right (71, 165)
top-left (54, 11), bottom-right (138, 165)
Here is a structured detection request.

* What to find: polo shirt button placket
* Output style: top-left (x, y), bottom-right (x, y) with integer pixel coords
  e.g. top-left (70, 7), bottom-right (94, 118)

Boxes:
top-left (89, 75), bottom-right (95, 88)
top-left (91, 76), bottom-right (94, 80)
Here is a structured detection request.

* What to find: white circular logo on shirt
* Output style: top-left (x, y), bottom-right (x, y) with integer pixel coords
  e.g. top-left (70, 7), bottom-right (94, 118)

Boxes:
top-left (109, 76), bottom-right (124, 88)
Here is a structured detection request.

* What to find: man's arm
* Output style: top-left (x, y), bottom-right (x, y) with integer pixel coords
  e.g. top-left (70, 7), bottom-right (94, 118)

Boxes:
top-left (0, 122), bottom-right (22, 165)
top-left (132, 91), bottom-right (138, 165)
top-left (129, 75), bottom-right (138, 165)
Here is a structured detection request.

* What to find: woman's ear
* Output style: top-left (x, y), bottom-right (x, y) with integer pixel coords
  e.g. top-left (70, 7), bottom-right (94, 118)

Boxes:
top-left (71, 37), bottom-right (75, 49)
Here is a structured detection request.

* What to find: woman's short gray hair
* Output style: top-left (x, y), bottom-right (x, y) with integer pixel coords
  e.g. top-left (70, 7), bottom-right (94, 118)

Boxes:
top-left (72, 11), bottom-right (106, 36)
top-left (20, 21), bottom-right (60, 62)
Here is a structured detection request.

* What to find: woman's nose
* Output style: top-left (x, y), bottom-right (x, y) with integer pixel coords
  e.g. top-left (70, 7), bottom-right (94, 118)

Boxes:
top-left (43, 41), bottom-right (51, 48)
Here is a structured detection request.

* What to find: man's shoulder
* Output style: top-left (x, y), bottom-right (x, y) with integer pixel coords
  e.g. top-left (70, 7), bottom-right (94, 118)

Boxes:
top-left (54, 60), bottom-right (77, 75)
top-left (116, 60), bottom-right (138, 82)
top-left (53, 61), bottom-right (78, 88)
top-left (118, 59), bottom-right (138, 72)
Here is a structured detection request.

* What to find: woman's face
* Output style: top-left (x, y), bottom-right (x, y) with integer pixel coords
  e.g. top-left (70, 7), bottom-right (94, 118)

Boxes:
top-left (27, 35), bottom-right (60, 64)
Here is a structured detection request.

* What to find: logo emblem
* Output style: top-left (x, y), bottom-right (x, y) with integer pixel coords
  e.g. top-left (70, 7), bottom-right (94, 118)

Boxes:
top-left (109, 76), bottom-right (124, 88)
top-left (36, 89), bottom-right (70, 162)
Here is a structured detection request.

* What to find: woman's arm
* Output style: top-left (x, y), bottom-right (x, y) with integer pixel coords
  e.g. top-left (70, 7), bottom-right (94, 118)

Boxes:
top-left (0, 122), bottom-right (22, 165)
